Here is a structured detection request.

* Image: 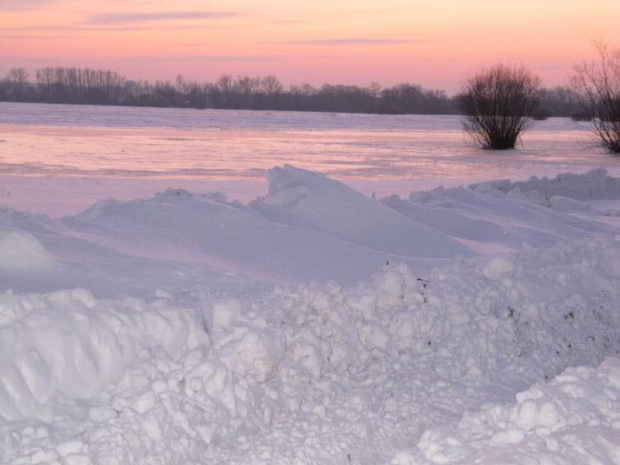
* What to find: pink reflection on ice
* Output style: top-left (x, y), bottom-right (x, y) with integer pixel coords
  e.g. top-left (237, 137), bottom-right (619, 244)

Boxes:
top-left (0, 103), bottom-right (613, 184)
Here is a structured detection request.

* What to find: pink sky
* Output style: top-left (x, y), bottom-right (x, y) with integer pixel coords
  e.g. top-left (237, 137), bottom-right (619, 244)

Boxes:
top-left (1, 0), bottom-right (619, 93)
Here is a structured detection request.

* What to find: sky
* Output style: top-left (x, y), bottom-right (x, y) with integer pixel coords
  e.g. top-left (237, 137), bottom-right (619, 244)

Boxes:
top-left (1, 0), bottom-right (620, 93)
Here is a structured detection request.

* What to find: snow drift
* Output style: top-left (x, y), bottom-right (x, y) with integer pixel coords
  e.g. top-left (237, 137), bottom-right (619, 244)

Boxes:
top-left (2, 167), bottom-right (479, 295)
top-left (251, 165), bottom-right (473, 258)
top-left (6, 167), bottom-right (619, 296)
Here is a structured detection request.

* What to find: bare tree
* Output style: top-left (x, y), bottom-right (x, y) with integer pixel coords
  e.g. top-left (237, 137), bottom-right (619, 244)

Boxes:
top-left (175, 74), bottom-right (188, 93)
top-left (260, 75), bottom-right (283, 108)
top-left (260, 75), bottom-right (283, 95)
top-left (459, 64), bottom-right (541, 150)
top-left (7, 68), bottom-right (29, 98)
top-left (369, 81), bottom-right (382, 98)
top-left (571, 42), bottom-right (620, 154)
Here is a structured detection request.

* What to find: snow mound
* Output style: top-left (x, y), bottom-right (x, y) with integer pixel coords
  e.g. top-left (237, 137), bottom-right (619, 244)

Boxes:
top-left (417, 357), bottom-right (620, 465)
top-left (0, 229), bottom-right (55, 273)
top-left (251, 165), bottom-right (473, 258)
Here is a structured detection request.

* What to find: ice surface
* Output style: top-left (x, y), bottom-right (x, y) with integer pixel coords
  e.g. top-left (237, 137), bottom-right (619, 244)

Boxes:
top-left (2, 102), bottom-right (619, 220)
top-left (1, 166), bottom-right (620, 464)
top-left (0, 102), bottom-right (589, 132)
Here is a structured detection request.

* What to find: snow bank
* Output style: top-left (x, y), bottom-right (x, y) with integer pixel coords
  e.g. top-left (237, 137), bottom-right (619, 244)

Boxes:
top-left (2, 238), bottom-right (620, 464)
top-left (417, 357), bottom-right (620, 465)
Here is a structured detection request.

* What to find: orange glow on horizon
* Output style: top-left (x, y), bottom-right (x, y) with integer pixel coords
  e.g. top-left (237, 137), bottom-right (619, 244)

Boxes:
top-left (1, 0), bottom-right (620, 93)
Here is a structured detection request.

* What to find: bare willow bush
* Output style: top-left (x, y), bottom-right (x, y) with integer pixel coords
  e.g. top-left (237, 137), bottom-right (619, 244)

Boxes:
top-left (571, 43), bottom-right (620, 154)
top-left (459, 64), bottom-right (541, 150)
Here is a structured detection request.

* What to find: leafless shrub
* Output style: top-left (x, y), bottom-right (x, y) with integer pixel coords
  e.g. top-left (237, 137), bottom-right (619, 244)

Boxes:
top-left (459, 64), bottom-right (541, 150)
top-left (571, 42), bottom-right (620, 154)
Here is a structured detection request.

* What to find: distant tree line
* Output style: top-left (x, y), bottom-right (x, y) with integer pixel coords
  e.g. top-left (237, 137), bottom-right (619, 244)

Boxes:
top-left (0, 66), bottom-right (581, 117)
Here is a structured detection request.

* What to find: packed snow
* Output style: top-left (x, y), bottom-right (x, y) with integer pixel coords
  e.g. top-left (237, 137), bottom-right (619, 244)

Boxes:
top-left (1, 161), bottom-right (620, 464)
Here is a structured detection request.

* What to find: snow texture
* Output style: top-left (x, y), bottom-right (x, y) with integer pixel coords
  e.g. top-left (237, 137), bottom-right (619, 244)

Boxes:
top-left (417, 358), bottom-right (620, 464)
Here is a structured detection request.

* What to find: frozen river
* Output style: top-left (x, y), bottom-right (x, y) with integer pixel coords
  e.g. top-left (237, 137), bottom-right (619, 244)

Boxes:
top-left (1, 101), bottom-right (619, 215)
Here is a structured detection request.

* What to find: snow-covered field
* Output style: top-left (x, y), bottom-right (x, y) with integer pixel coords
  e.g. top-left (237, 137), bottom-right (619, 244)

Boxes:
top-left (1, 104), bottom-right (620, 464)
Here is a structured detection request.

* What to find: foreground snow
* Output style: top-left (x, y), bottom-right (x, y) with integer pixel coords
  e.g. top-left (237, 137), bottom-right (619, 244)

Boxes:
top-left (419, 357), bottom-right (620, 464)
top-left (1, 167), bottom-right (620, 464)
